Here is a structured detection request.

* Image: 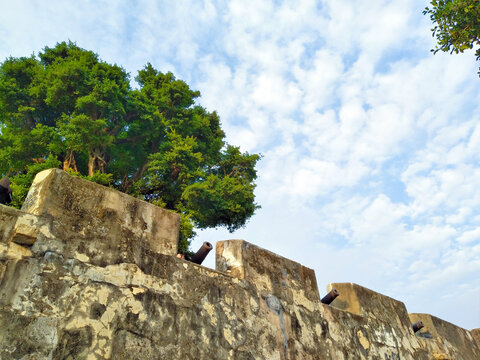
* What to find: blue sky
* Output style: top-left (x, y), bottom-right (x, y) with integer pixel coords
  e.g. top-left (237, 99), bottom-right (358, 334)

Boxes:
top-left (1, 0), bottom-right (479, 330)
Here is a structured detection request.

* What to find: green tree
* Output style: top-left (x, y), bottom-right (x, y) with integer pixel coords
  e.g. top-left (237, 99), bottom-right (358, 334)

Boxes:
top-left (39, 42), bottom-right (130, 174)
top-left (0, 56), bottom-right (60, 174)
top-left (0, 42), bottom-right (260, 254)
top-left (127, 66), bottom-right (259, 253)
top-left (424, 0), bottom-right (480, 76)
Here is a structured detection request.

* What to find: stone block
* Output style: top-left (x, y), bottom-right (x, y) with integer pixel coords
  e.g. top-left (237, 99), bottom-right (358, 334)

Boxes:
top-left (0, 206), bottom-right (36, 261)
top-left (327, 282), bottom-right (412, 331)
top-left (2, 243), bottom-right (32, 261)
top-left (21, 169), bottom-right (180, 266)
top-left (216, 239), bottom-right (320, 308)
top-left (11, 217), bottom-right (40, 246)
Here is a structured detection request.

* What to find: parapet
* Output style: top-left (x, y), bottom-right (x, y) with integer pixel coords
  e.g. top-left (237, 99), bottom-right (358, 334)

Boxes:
top-left (326, 282), bottom-right (412, 331)
top-left (19, 168), bottom-right (179, 266)
top-left (0, 169), bottom-right (479, 359)
top-left (409, 313), bottom-right (480, 359)
top-left (216, 239), bottom-right (320, 308)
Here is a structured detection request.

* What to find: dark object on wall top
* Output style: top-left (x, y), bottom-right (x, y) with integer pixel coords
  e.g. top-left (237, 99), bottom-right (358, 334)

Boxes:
top-left (321, 288), bottom-right (339, 305)
top-left (0, 177), bottom-right (12, 205)
top-left (412, 321), bottom-right (424, 333)
top-left (190, 242), bottom-right (213, 265)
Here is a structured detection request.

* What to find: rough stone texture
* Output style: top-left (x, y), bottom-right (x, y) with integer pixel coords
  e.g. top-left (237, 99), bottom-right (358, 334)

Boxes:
top-left (0, 204), bottom-right (21, 247)
top-left (216, 240), bottom-right (320, 307)
top-left (409, 313), bottom-right (480, 360)
top-left (471, 328), bottom-right (480, 348)
top-left (21, 169), bottom-right (180, 267)
top-left (327, 282), bottom-right (412, 329)
top-left (0, 205), bottom-right (40, 262)
top-left (0, 169), bottom-right (479, 359)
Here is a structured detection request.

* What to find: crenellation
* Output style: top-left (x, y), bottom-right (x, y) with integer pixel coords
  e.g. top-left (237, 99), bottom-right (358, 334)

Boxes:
top-left (21, 169), bottom-right (180, 267)
top-left (327, 282), bottom-right (413, 332)
top-left (409, 313), bottom-right (480, 359)
top-left (0, 169), bottom-right (479, 359)
top-left (216, 239), bottom-right (321, 308)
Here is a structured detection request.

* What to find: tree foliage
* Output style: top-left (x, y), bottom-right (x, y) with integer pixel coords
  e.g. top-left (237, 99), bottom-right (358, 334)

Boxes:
top-left (0, 41), bottom-right (260, 253)
top-left (424, 0), bottom-right (480, 76)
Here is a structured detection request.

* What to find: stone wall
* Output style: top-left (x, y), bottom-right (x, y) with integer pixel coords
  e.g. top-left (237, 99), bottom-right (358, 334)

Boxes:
top-left (0, 169), bottom-right (478, 359)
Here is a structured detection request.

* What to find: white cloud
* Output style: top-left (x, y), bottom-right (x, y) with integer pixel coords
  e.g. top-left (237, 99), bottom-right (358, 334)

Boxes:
top-left (457, 228), bottom-right (480, 245)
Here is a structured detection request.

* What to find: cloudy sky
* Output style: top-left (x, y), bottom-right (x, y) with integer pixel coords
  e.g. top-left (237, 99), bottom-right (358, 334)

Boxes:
top-left (1, 0), bottom-right (479, 330)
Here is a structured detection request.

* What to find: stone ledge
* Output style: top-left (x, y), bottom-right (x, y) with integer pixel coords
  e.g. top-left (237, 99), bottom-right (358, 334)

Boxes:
top-left (0, 206), bottom-right (42, 262)
top-left (0, 204), bottom-right (22, 246)
top-left (11, 213), bottom-right (41, 246)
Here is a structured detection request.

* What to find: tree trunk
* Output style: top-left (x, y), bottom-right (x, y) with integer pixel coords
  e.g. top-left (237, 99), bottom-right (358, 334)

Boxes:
top-left (63, 150), bottom-right (78, 172)
top-left (88, 152), bottom-right (95, 177)
top-left (121, 161), bottom-right (149, 193)
top-left (170, 164), bottom-right (180, 180)
top-left (88, 148), bottom-right (107, 176)
top-left (133, 162), bottom-right (149, 182)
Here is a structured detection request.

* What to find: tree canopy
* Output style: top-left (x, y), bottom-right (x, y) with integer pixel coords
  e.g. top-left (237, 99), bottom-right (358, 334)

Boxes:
top-left (0, 41), bottom-right (260, 254)
top-left (424, 0), bottom-right (480, 76)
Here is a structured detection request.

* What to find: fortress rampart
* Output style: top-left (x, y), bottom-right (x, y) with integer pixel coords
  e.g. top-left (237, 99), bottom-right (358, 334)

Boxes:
top-left (0, 169), bottom-right (479, 359)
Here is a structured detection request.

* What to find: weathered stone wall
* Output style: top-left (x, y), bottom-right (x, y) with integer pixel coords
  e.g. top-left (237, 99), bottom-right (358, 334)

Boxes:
top-left (472, 328), bottom-right (480, 348)
top-left (0, 169), bottom-right (478, 359)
